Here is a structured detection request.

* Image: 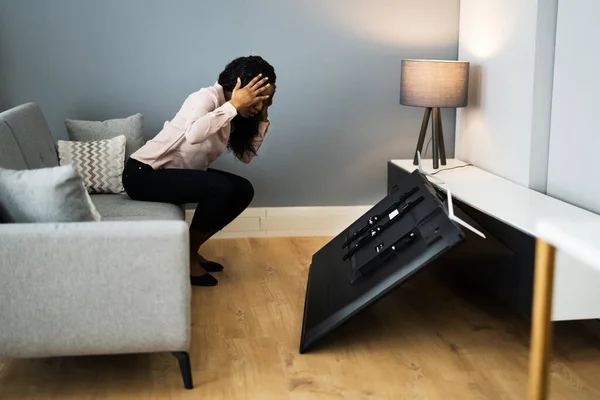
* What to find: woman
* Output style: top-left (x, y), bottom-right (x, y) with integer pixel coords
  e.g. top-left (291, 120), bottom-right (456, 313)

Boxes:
top-left (122, 55), bottom-right (276, 287)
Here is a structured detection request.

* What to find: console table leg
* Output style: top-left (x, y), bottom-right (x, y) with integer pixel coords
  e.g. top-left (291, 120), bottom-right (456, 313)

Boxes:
top-left (528, 239), bottom-right (556, 400)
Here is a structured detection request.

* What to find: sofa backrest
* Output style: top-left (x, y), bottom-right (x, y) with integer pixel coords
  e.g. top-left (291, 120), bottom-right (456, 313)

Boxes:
top-left (0, 121), bottom-right (28, 170)
top-left (0, 103), bottom-right (59, 170)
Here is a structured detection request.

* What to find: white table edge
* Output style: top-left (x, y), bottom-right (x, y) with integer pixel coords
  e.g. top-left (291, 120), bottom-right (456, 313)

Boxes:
top-left (390, 159), bottom-right (600, 239)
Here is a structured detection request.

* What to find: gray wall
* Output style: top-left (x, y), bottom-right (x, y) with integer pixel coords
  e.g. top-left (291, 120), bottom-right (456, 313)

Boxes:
top-left (0, 0), bottom-right (459, 207)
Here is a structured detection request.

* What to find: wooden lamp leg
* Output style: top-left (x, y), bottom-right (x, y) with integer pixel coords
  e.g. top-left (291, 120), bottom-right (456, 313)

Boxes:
top-left (528, 239), bottom-right (557, 400)
top-left (413, 107), bottom-right (432, 165)
top-left (431, 107), bottom-right (446, 169)
top-left (436, 108), bottom-right (447, 166)
top-left (432, 108), bottom-right (440, 169)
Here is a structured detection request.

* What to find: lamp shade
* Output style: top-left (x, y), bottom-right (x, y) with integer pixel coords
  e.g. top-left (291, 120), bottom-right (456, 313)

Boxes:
top-left (400, 59), bottom-right (470, 108)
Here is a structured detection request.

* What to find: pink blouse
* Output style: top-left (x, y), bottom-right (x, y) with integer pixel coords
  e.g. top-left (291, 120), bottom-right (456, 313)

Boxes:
top-left (131, 82), bottom-right (269, 170)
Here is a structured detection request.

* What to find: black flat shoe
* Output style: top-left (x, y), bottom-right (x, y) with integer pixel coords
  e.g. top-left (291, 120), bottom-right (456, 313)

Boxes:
top-left (200, 260), bottom-right (224, 272)
top-left (190, 273), bottom-right (218, 287)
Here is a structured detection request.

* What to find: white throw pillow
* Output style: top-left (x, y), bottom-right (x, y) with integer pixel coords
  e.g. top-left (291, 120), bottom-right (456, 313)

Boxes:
top-left (57, 135), bottom-right (126, 194)
top-left (0, 165), bottom-right (101, 223)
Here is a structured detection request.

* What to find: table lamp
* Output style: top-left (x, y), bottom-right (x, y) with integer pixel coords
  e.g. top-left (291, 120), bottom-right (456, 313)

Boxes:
top-left (400, 59), bottom-right (470, 169)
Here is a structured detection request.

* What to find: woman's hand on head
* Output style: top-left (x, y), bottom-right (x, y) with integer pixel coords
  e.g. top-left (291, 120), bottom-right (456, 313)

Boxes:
top-left (230, 74), bottom-right (271, 111)
top-left (258, 106), bottom-right (269, 122)
top-left (258, 97), bottom-right (272, 122)
top-left (258, 85), bottom-right (275, 121)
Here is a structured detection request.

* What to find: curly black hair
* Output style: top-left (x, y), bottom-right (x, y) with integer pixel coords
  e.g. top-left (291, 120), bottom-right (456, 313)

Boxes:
top-left (218, 56), bottom-right (277, 161)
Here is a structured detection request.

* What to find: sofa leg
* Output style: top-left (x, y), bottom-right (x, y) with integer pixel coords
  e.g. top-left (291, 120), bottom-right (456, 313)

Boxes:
top-left (172, 351), bottom-right (194, 389)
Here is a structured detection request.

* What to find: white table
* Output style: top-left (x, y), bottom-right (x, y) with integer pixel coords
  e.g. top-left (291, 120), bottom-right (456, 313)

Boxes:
top-left (392, 159), bottom-right (600, 399)
top-left (537, 219), bottom-right (600, 268)
top-left (392, 159), bottom-right (600, 321)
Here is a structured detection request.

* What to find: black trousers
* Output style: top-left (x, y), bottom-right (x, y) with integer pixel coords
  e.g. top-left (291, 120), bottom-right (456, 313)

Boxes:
top-left (122, 157), bottom-right (254, 233)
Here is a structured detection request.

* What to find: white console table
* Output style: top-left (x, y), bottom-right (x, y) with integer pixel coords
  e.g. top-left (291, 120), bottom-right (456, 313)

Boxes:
top-left (391, 159), bottom-right (600, 321)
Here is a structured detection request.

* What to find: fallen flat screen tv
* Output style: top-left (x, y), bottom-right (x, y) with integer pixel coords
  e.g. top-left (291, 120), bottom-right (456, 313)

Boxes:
top-left (299, 170), bottom-right (465, 353)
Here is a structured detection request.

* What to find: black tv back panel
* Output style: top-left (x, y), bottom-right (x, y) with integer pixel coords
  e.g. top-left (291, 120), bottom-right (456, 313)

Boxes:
top-left (300, 170), bottom-right (465, 353)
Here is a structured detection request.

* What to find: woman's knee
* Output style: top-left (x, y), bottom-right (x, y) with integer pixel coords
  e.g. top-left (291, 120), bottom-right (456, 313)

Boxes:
top-left (235, 176), bottom-right (254, 207)
top-left (210, 171), bottom-right (254, 209)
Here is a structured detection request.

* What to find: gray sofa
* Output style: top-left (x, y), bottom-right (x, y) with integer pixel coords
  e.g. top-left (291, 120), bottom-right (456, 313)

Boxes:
top-left (0, 103), bottom-right (194, 389)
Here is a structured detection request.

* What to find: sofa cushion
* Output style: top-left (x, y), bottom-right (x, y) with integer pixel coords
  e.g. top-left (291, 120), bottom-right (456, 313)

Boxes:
top-left (0, 165), bottom-right (101, 223)
top-left (65, 113), bottom-right (145, 160)
top-left (0, 103), bottom-right (59, 169)
top-left (90, 194), bottom-right (184, 221)
top-left (57, 135), bottom-right (126, 194)
top-left (0, 121), bottom-right (28, 170)
top-left (0, 121), bottom-right (27, 222)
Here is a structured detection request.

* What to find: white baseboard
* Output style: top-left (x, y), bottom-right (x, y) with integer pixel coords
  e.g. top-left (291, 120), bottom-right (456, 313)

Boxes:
top-left (185, 206), bottom-right (372, 238)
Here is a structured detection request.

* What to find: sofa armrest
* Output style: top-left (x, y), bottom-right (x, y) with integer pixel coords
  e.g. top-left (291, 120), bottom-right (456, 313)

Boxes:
top-left (0, 221), bottom-right (191, 358)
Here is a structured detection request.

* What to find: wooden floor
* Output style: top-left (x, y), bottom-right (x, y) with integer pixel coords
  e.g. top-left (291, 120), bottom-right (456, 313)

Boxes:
top-left (2, 237), bottom-right (600, 399)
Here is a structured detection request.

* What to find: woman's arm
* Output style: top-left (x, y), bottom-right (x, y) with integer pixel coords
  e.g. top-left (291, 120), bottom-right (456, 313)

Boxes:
top-left (238, 121), bottom-right (270, 163)
top-left (183, 96), bottom-right (238, 145)
top-left (185, 77), bottom-right (270, 145)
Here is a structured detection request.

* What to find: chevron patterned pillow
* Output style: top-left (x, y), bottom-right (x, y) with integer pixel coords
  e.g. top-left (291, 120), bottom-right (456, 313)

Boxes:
top-left (57, 135), bottom-right (126, 194)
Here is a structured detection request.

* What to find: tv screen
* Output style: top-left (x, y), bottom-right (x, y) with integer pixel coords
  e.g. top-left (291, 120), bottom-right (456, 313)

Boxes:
top-left (300, 170), bottom-right (465, 353)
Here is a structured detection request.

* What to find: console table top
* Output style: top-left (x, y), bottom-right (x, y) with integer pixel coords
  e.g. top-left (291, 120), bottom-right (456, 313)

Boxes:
top-left (391, 159), bottom-right (598, 239)
top-left (536, 218), bottom-right (600, 272)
